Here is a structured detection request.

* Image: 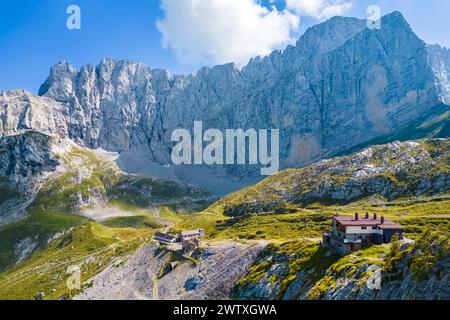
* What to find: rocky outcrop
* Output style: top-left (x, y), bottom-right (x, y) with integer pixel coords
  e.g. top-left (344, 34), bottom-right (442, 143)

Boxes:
top-left (315, 258), bottom-right (450, 300)
top-left (309, 233), bottom-right (450, 300)
top-left (74, 241), bottom-right (266, 300)
top-left (0, 131), bottom-right (59, 185)
top-left (0, 90), bottom-right (68, 139)
top-left (13, 236), bottom-right (39, 265)
top-left (233, 236), bottom-right (450, 300)
top-left (0, 131), bottom-right (60, 224)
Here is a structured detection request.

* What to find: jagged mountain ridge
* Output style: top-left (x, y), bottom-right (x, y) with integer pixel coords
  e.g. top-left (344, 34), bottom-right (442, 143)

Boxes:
top-left (1, 12), bottom-right (450, 193)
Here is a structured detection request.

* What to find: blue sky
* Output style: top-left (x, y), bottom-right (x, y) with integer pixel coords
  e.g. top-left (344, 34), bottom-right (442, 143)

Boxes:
top-left (0, 0), bottom-right (449, 93)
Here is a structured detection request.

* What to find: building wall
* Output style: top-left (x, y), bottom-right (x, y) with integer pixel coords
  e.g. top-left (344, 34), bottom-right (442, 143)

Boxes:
top-left (346, 226), bottom-right (382, 235)
top-left (155, 237), bottom-right (176, 244)
top-left (383, 229), bottom-right (403, 243)
top-left (330, 218), bottom-right (404, 252)
top-left (182, 234), bottom-right (199, 241)
top-left (330, 237), bottom-right (350, 254)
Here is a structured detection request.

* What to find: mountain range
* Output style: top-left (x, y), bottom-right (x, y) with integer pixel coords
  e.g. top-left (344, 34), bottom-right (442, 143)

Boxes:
top-left (1, 12), bottom-right (449, 196)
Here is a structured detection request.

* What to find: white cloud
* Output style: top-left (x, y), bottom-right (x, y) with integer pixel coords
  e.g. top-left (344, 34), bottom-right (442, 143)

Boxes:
top-left (156, 0), bottom-right (300, 67)
top-left (286, 0), bottom-right (352, 20)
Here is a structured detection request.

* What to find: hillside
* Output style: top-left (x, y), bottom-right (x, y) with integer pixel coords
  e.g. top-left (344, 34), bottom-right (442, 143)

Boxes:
top-left (207, 139), bottom-right (449, 217)
top-left (232, 231), bottom-right (449, 300)
top-left (0, 131), bottom-right (211, 270)
top-left (0, 138), bottom-right (448, 300)
top-left (0, 221), bottom-right (153, 300)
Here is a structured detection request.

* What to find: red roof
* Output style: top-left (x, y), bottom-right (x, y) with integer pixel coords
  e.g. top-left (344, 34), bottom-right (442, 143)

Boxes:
top-left (378, 224), bottom-right (404, 230)
top-left (334, 215), bottom-right (403, 230)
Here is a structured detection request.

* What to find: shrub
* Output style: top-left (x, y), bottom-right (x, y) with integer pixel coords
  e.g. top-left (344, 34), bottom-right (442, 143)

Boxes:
top-left (409, 229), bottom-right (450, 281)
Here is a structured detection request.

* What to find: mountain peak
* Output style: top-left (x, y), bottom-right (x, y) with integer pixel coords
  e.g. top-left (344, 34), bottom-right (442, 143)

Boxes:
top-left (50, 61), bottom-right (77, 76)
top-left (293, 15), bottom-right (366, 56)
top-left (38, 61), bottom-right (77, 97)
top-left (384, 10), bottom-right (406, 21)
top-left (380, 10), bottom-right (411, 31)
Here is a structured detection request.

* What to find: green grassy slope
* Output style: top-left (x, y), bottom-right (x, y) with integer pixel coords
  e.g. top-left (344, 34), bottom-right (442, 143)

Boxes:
top-left (0, 143), bottom-right (211, 270)
top-left (29, 147), bottom-right (120, 213)
top-left (0, 211), bottom-right (86, 270)
top-left (0, 140), bottom-right (214, 299)
top-left (171, 196), bottom-right (450, 242)
top-left (213, 138), bottom-right (449, 300)
top-left (0, 221), bottom-right (153, 300)
top-left (204, 139), bottom-right (449, 216)
top-left (169, 139), bottom-right (449, 243)
top-left (30, 145), bottom-right (210, 215)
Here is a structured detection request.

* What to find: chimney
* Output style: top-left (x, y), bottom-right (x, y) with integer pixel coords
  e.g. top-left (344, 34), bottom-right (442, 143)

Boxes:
top-left (365, 212), bottom-right (369, 219)
top-left (373, 213), bottom-right (377, 220)
top-left (381, 216), bottom-right (385, 224)
top-left (355, 212), bottom-right (359, 221)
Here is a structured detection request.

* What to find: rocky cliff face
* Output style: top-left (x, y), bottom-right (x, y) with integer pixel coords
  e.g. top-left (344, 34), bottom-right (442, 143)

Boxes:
top-left (429, 44), bottom-right (450, 105)
top-left (0, 131), bottom-right (60, 224)
top-left (1, 12), bottom-right (450, 192)
top-left (0, 90), bottom-right (68, 139)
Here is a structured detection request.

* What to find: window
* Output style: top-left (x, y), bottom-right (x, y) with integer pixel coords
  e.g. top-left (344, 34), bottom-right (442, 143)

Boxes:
top-left (361, 227), bottom-right (367, 230)
top-left (372, 227), bottom-right (377, 230)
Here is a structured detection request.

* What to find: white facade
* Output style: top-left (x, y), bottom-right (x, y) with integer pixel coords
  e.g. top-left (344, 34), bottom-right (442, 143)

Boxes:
top-left (180, 229), bottom-right (205, 241)
top-left (346, 226), bottom-right (383, 235)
